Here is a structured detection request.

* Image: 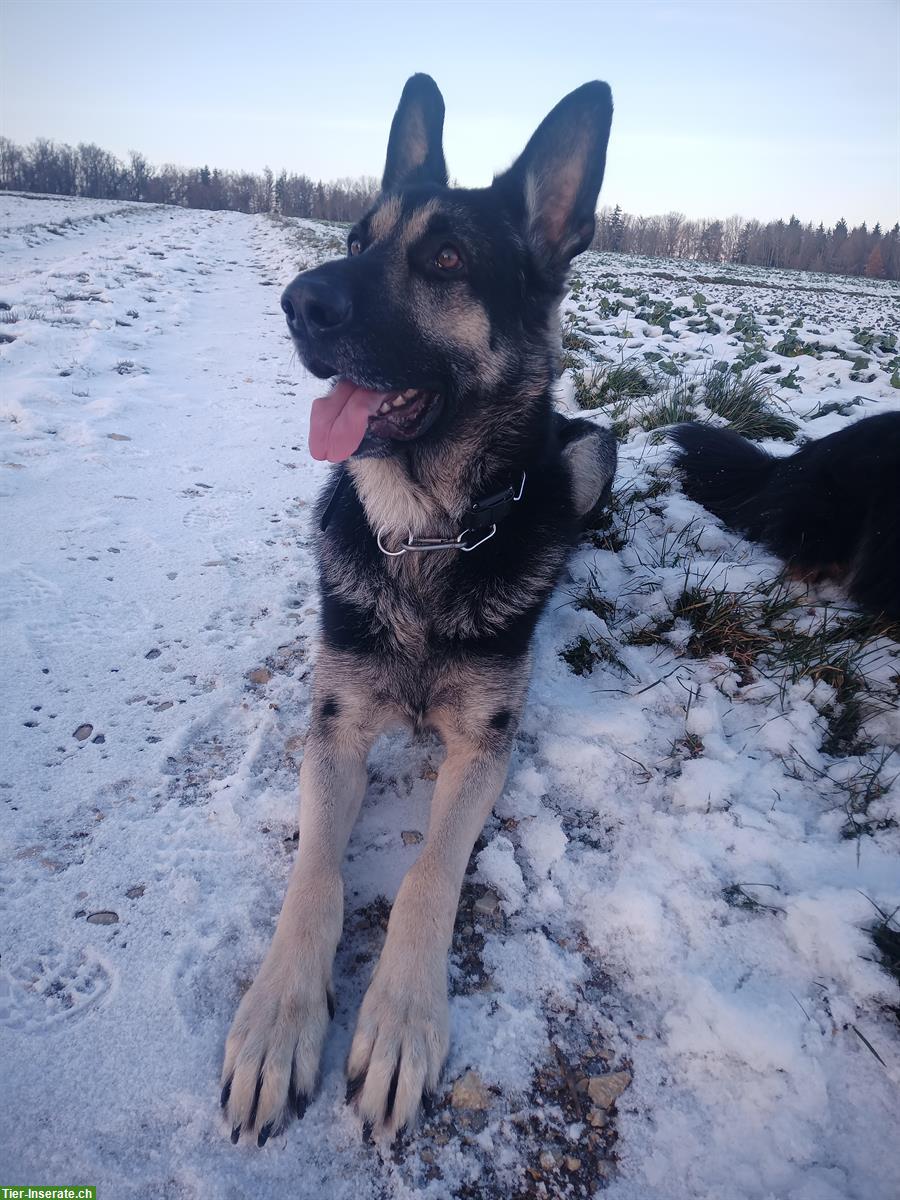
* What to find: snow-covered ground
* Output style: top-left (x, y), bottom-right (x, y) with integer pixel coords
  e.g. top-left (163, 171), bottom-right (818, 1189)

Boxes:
top-left (1, 196), bottom-right (898, 1199)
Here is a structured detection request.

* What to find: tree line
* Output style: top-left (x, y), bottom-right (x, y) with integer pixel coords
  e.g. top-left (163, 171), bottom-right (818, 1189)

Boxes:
top-left (1, 136), bottom-right (896, 280)
top-left (0, 137), bottom-right (379, 223)
top-left (592, 204), bottom-right (898, 280)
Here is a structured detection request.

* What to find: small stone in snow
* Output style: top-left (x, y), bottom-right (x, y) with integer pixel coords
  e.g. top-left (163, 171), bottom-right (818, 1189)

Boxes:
top-left (586, 1107), bottom-right (607, 1127)
top-left (401, 830), bottom-right (423, 846)
top-left (86, 910), bottom-right (119, 925)
top-left (106, 433), bottom-right (131, 441)
top-left (474, 889), bottom-right (500, 916)
top-left (586, 1071), bottom-right (632, 1109)
top-left (73, 724), bottom-right (93, 741)
top-left (125, 885), bottom-right (145, 899)
top-left (451, 1070), bottom-right (491, 1110)
top-left (539, 1151), bottom-right (556, 1170)
top-left (565, 1157), bottom-right (582, 1172)
top-left (145, 648), bottom-right (161, 660)
top-left (248, 667), bottom-right (272, 685)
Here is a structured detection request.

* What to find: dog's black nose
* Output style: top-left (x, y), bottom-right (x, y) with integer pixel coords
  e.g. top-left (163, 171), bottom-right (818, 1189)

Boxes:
top-left (281, 277), bottom-right (352, 335)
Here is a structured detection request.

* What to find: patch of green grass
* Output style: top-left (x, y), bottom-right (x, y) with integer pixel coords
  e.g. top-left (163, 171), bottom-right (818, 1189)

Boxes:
top-left (839, 749), bottom-right (898, 843)
top-left (673, 584), bottom-right (773, 682)
top-left (571, 570), bottom-right (617, 623)
top-left (628, 474), bottom-right (672, 503)
top-left (562, 321), bottom-right (593, 352)
top-left (863, 896), bottom-right (900, 990)
top-left (701, 368), bottom-right (799, 440)
top-left (635, 517), bottom-right (705, 569)
top-left (768, 609), bottom-right (900, 756)
top-left (622, 617), bottom-right (676, 647)
top-left (574, 362), bottom-right (657, 411)
top-left (561, 632), bottom-right (631, 677)
top-left (580, 484), bottom-right (652, 552)
top-left (636, 376), bottom-right (696, 432)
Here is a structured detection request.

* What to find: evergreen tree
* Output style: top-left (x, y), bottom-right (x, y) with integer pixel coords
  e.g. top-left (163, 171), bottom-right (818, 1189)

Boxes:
top-left (607, 204), bottom-right (625, 252)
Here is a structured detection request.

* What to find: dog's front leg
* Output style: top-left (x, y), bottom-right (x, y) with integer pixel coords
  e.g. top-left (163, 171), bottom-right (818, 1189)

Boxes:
top-left (347, 666), bottom-right (526, 1137)
top-left (221, 669), bottom-right (383, 1146)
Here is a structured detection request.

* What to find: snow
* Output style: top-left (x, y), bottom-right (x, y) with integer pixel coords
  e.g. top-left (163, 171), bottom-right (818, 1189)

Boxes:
top-left (1, 196), bottom-right (898, 1198)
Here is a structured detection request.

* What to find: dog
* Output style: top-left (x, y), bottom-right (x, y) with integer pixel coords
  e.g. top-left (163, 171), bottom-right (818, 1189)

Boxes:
top-left (220, 73), bottom-right (616, 1145)
top-left (670, 413), bottom-right (900, 620)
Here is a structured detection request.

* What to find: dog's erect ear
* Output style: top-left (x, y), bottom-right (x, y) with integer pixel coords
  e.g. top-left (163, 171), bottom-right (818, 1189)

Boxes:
top-left (495, 82), bottom-right (613, 268)
top-left (382, 74), bottom-right (448, 191)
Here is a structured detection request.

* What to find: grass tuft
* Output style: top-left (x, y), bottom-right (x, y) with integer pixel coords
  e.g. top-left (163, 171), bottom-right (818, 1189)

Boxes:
top-left (574, 363), bottom-right (657, 411)
top-left (673, 584), bottom-right (771, 682)
top-left (863, 896), bottom-right (900, 990)
top-left (636, 376), bottom-right (697, 432)
top-left (561, 633), bottom-right (631, 678)
top-left (700, 368), bottom-right (799, 440)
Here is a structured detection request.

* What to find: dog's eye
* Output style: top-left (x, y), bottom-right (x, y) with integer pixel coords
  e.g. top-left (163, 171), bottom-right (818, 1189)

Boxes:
top-left (435, 245), bottom-right (463, 271)
top-left (349, 238), bottom-right (363, 256)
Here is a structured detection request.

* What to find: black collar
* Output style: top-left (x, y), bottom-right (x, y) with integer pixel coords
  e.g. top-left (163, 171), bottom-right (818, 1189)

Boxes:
top-left (319, 467), bottom-right (526, 554)
top-left (468, 475), bottom-right (527, 531)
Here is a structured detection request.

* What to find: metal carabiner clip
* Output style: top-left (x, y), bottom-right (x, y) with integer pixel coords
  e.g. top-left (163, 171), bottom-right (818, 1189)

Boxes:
top-left (458, 523), bottom-right (497, 552)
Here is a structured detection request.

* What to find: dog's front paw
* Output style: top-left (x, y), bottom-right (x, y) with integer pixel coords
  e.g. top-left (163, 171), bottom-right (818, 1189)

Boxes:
top-left (220, 954), bottom-right (334, 1146)
top-left (346, 952), bottom-right (448, 1138)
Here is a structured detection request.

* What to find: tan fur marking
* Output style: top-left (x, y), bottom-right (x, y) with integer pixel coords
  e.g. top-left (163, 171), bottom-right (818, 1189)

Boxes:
top-left (369, 195), bottom-right (402, 241)
top-left (564, 434), bottom-right (610, 516)
top-left (396, 198), bottom-right (440, 247)
top-left (349, 456), bottom-right (449, 537)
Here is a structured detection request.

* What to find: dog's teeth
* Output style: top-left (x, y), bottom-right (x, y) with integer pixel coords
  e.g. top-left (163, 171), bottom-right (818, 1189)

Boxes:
top-left (391, 395), bottom-right (406, 408)
top-left (402, 388), bottom-right (419, 400)
top-left (378, 400), bottom-right (392, 414)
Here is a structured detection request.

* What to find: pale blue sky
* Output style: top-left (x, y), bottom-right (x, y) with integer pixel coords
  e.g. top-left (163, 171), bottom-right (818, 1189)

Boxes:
top-left (2, 0), bottom-right (898, 226)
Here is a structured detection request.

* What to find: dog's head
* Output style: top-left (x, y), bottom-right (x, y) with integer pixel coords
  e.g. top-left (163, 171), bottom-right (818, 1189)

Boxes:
top-left (282, 74), bottom-right (613, 463)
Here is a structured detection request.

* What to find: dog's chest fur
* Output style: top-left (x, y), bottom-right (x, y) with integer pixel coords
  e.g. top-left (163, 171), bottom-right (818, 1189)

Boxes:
top-left (316, 453), bottom-right (575, 668)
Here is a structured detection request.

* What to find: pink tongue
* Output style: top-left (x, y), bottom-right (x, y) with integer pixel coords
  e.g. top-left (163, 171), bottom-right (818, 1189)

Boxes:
top-left (308, 379), bottom-right (394, 463)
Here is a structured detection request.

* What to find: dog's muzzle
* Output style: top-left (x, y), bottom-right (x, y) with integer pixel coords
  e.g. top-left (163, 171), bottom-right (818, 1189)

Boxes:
top-left (281, 276), bottom-right (352, 342)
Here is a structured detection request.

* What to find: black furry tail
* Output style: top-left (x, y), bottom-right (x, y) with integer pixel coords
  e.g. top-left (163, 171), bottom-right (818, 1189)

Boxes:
top-left (668, 423), bottom-right (775, 541)
top-left (668, 414), bottom-right (900, 621)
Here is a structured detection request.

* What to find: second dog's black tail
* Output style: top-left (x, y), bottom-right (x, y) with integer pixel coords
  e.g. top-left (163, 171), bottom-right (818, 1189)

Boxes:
top-left (669, 422), bottom-right (776, 542)
top-left (669, 414), bottom-right (900, 621)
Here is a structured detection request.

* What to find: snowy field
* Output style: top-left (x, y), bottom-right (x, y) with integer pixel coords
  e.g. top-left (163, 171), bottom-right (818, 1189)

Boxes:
top-left (1, 195), bottom-right (899, 1199)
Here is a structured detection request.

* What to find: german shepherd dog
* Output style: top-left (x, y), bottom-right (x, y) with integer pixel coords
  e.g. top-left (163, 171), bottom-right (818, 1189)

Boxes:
top-left (670, 413), bottom-right (900, 620)
top-left (220, 74), bottom-right (616, 1145)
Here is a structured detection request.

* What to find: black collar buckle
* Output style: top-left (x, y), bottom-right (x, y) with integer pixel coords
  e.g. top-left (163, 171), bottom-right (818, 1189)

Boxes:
top-left (468, 472), bottom-right (527, 531)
